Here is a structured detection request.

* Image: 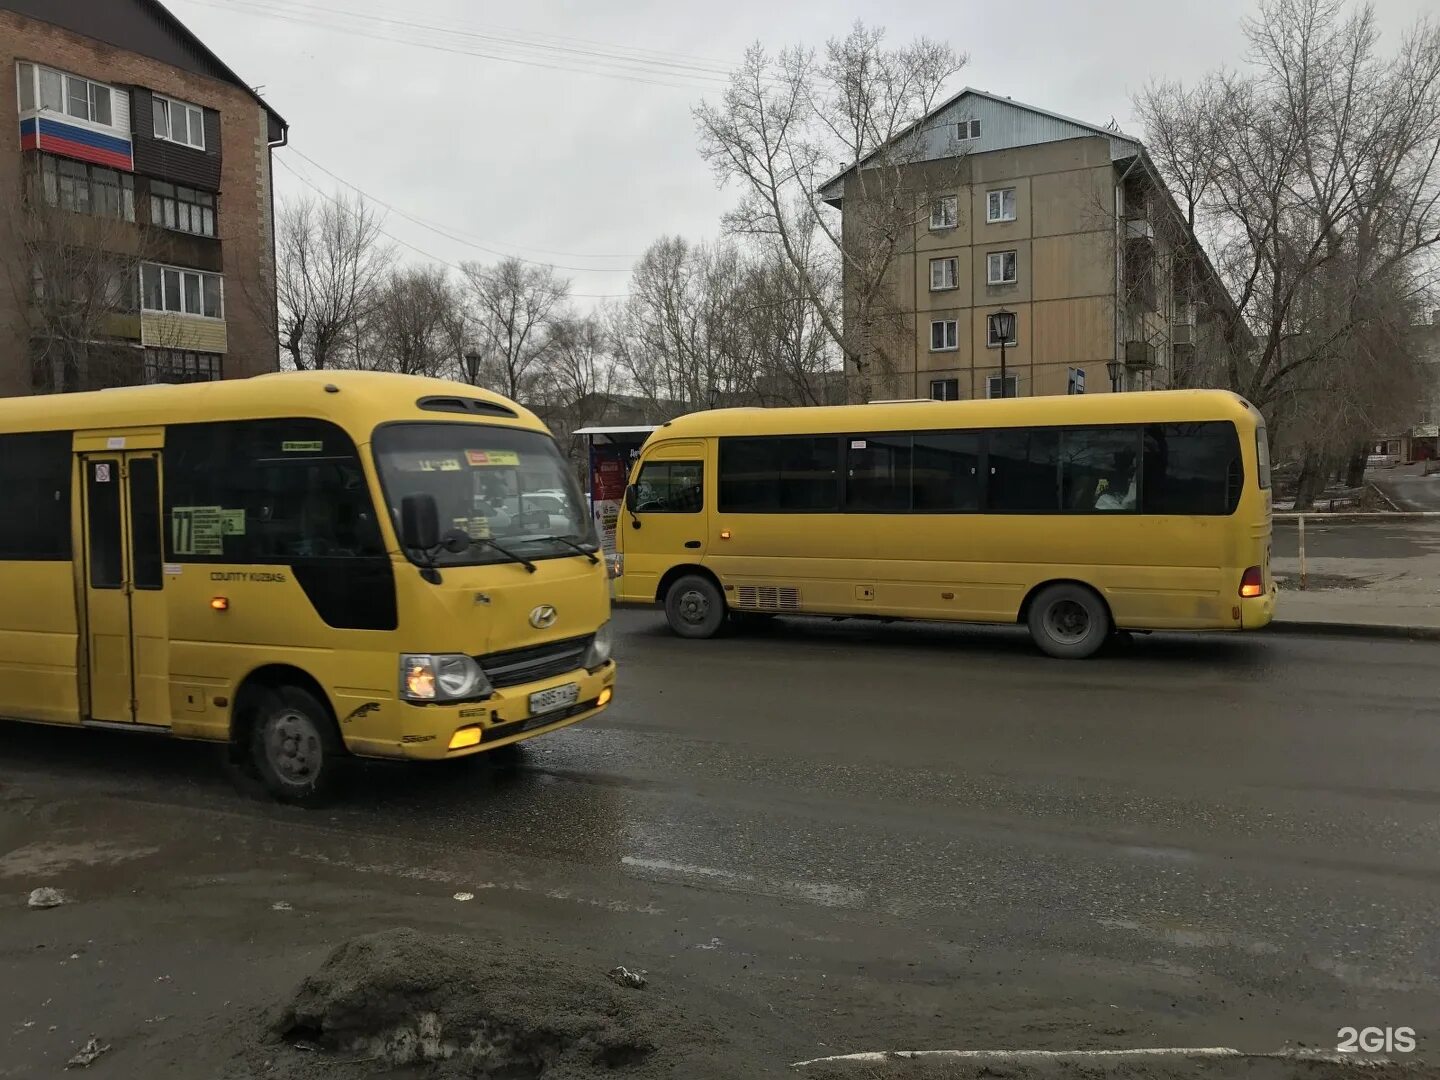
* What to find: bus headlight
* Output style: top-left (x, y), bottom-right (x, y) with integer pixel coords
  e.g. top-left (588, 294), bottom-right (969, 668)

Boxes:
top-left (608, 553), bottom-right (624, 579)
top-left (400, 654), bottom-right (491, 702)
top-left (583, 622), bottom-right (613, 668)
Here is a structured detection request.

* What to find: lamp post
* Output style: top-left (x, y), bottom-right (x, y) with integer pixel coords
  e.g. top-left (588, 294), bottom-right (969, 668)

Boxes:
top-left (1106, 359), bottom-right (1123, 393)
top-left (993, 308), bottom-right (1015, 398)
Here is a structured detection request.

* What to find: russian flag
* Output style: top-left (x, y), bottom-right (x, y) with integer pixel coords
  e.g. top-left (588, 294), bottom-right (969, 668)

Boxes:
top-left (20, 116), bottom-right (132, 172)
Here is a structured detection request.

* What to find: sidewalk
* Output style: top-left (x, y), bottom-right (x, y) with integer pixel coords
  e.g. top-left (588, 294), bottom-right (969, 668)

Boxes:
top-left (1267, 517), bottom-right (1440, 639)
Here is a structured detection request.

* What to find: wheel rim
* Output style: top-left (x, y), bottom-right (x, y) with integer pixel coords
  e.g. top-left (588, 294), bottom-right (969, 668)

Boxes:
top-left (263, 710), bottom-right (323, 785)
top-left (1043, 599), bottom-right (1091, 644)
top-left (676, 588), bottom-right (711, 626)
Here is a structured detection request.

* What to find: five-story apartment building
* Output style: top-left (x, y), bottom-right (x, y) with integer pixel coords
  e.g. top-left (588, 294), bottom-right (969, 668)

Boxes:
top-left (0, 0), bottom-right (285, 394)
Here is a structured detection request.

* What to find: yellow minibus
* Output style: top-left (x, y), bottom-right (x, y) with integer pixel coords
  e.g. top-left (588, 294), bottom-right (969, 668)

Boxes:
top-left (0, 371), bottom-right (614, 802)
top-left (614, 389), bottom-right (1274, 658)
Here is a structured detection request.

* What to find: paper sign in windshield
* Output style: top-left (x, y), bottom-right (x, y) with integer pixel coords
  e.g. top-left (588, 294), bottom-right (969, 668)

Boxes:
top-left (466, 450), bottom-right (520, 467)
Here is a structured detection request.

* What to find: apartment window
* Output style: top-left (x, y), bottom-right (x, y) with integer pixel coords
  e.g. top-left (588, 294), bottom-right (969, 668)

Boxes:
top-left (153, 94), bottom-right (205, 150)
top-left (39, 155), bottom-right (135, 221)
top-left (929, 195), bottom-right (958, 230)
top-left (930, 378), bottom-right (960, 401)
top-left (987, 250), bottom-right (1018, 286)
top-left (930, 319), bottom-right (959, 352)
top-left (986, 188), bottom-right (1017, 223)
top-left (150, 181), bottom-right (216, 236)
top-left (958, 118), bottom-right (982, 140)
top-left (986, 313), bottom-right (1017, 348)
top-left (18, 63), bottom-right (115, 126)
top-left (144, 350), bottom-right (222, 384)
top-left (141, 263), bottom-right (224, 318)
top-left (929, 257), bottom-right (958, 291)
top-left (987, 374), bottom-right (1019, 399)
top-left (32, 258), bottom-right (137, 311)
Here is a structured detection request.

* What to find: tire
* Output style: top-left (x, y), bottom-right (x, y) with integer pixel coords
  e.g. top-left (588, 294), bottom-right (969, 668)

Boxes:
top-left (664, 574), bottom-right (727, 639)
top-left (1026, 583), bottom-right (1111, 659)
top-left (248, 685), bottom-right (344, 805)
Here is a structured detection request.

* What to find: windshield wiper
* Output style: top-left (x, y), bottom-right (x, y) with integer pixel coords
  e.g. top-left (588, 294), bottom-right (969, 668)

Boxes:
top-left (526, 535), bottom-right (600, 565)
top-left (443, 531), bottom-right (537, 573)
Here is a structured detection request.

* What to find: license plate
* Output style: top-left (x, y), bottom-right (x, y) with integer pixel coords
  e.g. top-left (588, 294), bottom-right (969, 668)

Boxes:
top-left (528, 682), bottom-right (580, 717)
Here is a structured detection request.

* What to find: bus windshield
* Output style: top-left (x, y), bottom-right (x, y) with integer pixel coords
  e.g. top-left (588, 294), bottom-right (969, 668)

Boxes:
top-left (374, 423), bottom-right (594, 566)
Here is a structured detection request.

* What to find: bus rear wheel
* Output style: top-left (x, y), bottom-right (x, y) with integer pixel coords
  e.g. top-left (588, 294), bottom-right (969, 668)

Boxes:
top-left (249, 685), bottom-right (343, 805)
top-left (1027, 583), bottom-right (1110, 659)
top-left (664, 574), bottom-right (726, 639)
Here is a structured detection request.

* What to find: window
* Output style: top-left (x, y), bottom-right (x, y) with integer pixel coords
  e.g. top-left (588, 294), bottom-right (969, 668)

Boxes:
top-left (1142, 422), bottom-right (1242, 515)
top-left (150, 181), bottom-right (216, 236)
top-left (929, 195), bottom-right (958, 230)
top-left (1255, 427), bottom-right (1271, 490)
top-left (1061, 428), bottom-right (1142, 511)
top-left (129, 455), bottom-right (163, 590)
top-left (846, 435), bottom-right (911, 511)
top-left (987, 250), bottom-right (1018, 285)
top-left (38, 155), bottom-right (134, 221)
top-left (633, 461), bottom-right (703, 513)
top-left (165, 420), bottom-right (385, 563)
top-left (19, 64), bottom-right (115, 126)
top-left (929, 378), bottom-right (960, 401)
top-left (986, 188), bottom-right (1016, 223)
top-left (87, 458), bottom-right (123, 589)
top-left (987, 428), bottom-right (1059, 512)
top-left (152, 94), bottom-right (205, 150)
top-left (145, 350), bottom-right (222, 384)
top-left (929, 257), bottom-right (957, 291)
top-left (913, 431), bottom-right (982, 511)
top-left (0, 432), bottom-right (72, 559)
top-left (986, 313), bottom-right (1017, 348)
top-left (141, 263), bottom-right (224, 319)
top-left (17, 62), bottom-right (35, 112)
top-left (930, 320), bottom-right (959, 352)
top-left (958, 118), bottom-right (982, 140)
top-left (718, 437), bottom-right (840, 512)
top-left (986, 375), bottom-right (1018, 399)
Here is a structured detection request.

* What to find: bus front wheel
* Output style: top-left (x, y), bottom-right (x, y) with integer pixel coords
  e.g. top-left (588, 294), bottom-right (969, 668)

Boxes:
top-left (249, 685), bottom-right (343, 805)
top-left (1027, 583), bottom-right (1110, 659)
top-left (664, 574), bottom-right (726, 639)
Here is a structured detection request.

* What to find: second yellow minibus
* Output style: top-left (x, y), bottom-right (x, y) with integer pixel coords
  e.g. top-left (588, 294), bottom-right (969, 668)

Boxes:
top-left (614, 390), bottom-right (1274, 658)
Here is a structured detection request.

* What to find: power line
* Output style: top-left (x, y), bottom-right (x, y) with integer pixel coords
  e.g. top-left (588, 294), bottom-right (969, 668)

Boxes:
top-left (285, 146), bottom-right (639, 267)
top-left (275, 156), bottom-right (630, 300)
top-left (177, 0), bottom-right (749, 92)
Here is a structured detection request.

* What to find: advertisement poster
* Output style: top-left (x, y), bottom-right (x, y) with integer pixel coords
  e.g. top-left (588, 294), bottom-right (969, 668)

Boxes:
top-left (590, 444), bottom-right (631, 556)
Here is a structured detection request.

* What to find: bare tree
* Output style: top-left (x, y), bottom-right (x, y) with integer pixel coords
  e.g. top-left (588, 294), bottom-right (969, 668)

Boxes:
top-left (457, 257), bottom-right (569, 401)
top-left (276, 192), bottom-right (392, 370)
top-left (695, 22), bottom-right (965, 398)
top-left (538, 312), bottom-right (619, 444)
top-left (358, 264), bottom-right (464, 377)
top-left (2, 158), bottom-right (154, 392)
top-left (1135, 0), bottom-right (1440, 505)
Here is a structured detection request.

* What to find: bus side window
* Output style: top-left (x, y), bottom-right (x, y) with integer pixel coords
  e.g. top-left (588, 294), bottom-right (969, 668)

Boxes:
top-left (635, 461), bottom-right (703, 513)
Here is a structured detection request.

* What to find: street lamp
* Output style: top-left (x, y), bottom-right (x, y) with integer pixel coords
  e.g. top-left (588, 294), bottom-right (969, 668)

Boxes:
top-left (993, 308), bottom-right (1016, 398)
top-left (1106, 359), bottom-right (1123, 393)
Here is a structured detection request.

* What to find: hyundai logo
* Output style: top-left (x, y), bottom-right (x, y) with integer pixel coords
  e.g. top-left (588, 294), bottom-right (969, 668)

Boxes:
top-left (529, 604), bottom-right (558, 629)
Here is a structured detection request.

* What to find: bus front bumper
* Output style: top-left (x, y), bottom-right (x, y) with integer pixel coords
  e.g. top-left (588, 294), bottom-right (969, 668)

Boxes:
top-left (397, 660), bottom-right (616, 761)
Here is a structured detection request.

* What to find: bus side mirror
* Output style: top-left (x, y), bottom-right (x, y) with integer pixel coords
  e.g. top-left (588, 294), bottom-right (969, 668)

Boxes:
top-left (625, 484), bottom-right (639, 511)
top-left (400, 494), bottom-right (441, 551)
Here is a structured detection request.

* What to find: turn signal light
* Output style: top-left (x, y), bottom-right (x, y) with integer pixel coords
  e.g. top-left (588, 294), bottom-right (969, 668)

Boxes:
top-left (210, 597), bottom-right (229, 611)
top-left (598, 687), bottom-right (613, 707)
top-left (1239, 567), bottom-right (1264, 598)
top-left (448, 726), bottom-right (481, 750)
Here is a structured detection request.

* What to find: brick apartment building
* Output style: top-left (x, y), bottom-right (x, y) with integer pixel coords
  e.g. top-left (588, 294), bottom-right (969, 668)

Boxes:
top-left (820, 89), bottom-right (1239, 402)
top-left (0, 0), bottom-right (286, 394)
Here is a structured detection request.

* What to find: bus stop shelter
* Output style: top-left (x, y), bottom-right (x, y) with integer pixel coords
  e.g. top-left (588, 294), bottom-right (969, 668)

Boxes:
top-left (573, 425), bottom-right (655, 555)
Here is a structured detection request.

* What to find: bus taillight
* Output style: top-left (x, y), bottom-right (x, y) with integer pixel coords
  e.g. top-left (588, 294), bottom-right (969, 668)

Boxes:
top-left (1239, 566), bottom-right (1264, 598)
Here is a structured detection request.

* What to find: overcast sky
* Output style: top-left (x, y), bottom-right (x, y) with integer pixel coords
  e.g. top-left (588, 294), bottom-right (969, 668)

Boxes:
top-left (168, 0), bottom-right (1432, 306)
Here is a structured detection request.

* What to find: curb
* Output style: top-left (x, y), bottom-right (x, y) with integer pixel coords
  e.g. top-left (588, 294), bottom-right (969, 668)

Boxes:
top-left (1264, 620), bottom-right (1440, 641)
top-left (1273, 511), bottom-right (1440, 521)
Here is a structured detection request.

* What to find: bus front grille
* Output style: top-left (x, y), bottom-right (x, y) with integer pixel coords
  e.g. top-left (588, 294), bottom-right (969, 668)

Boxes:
top-left (734, 585), bottom-right (801, 611)
top-left (476, 634), bottom-right (593, 688)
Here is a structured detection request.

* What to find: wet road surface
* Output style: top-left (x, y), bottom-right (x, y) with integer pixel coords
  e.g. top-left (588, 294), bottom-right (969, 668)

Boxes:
top-left (2, 613), bottom-right (1439, 1074)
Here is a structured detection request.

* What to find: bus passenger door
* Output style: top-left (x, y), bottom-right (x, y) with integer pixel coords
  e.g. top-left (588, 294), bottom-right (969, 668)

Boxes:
top-left (621, 441), bottom-right (707, 603)
top-left (80, 453), bottom-right (169, 726)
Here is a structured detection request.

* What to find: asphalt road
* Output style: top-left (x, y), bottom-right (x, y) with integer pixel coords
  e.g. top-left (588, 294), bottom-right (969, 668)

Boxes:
top-left (2, 614), bottom-right (1439, 1076)
top-left (1372, 470), bottom-right (1440, 512)
top-left (1271, 516), bottom-right (1440, 560)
